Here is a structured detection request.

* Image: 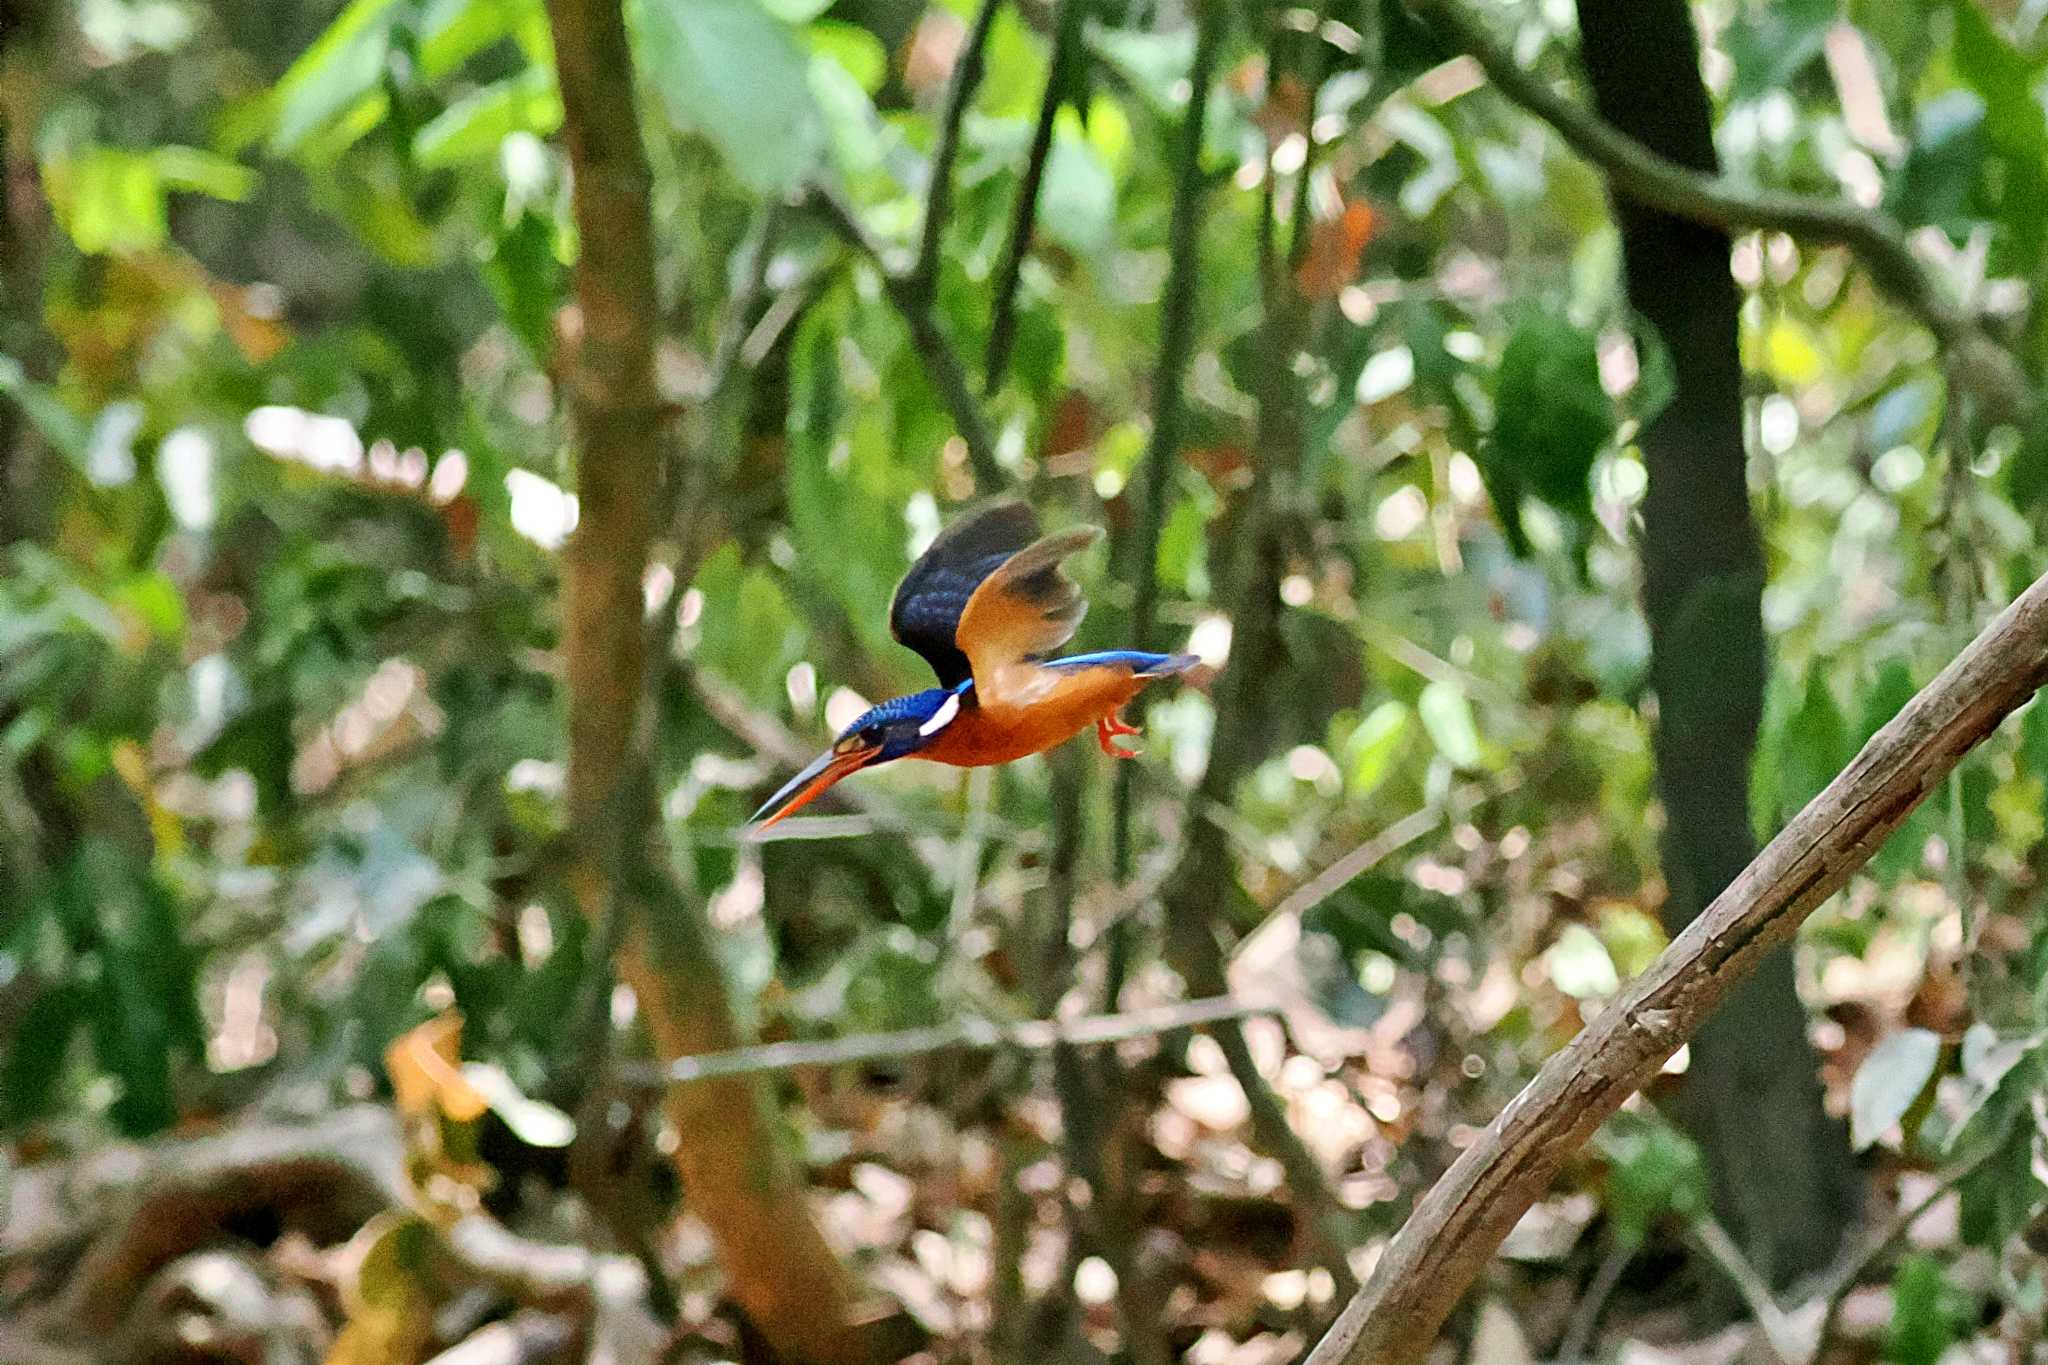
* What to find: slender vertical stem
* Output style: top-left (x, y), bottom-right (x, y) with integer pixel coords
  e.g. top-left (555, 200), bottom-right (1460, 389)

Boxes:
top-left (911, 0), bottom-right (1003, 309)
top-left (983, 0), bottom-right (1089, 393)
top-left (1110, 0), bottom-right (1225, 881)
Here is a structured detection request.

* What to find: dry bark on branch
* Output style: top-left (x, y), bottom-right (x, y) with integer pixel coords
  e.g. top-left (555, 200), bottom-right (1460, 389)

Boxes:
top-left (1305, 569), bottom-right (2048, 1362)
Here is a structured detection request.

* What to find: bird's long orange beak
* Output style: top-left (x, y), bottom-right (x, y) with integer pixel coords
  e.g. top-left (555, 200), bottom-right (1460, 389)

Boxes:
top-left (747, 746), bottom-right (878, 833)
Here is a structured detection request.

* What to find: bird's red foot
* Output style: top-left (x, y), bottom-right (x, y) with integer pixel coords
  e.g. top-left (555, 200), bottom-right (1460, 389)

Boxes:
top-left (1097, 712), bottom-right (1142, 759)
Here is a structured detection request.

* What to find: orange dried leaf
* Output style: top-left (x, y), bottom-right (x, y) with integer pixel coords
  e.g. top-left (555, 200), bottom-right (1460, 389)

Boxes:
top-left (385, 1012), bottom-right (488, 1123)
top-left (1296, 200), bottom-right (1377, 300)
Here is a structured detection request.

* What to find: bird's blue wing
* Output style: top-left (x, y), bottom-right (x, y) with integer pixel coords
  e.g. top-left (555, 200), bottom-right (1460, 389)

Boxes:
top-left (889, 500), bottom-right (1043, 688)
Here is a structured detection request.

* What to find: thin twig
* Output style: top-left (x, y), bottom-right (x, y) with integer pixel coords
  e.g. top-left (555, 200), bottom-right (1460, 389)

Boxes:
top-left (1272, 807), bottom-right (1446, 923)
top-left (983, 0), bottom-right (1087, 392)
top-left (804, 185), bottom-right (1006, 488)
top-left (612, 994), bottom-right (1270, 1087)
top-left (910, 0), bottom-right (1002, 308)
top-left (1686, 1217), bottom-right (1795, 1365)
top-left (1810, 1128), bottom-right (2013, 1360)
top-left (1407, 0), bottom-right (2037, 428)
top-left (1555, 1239), bottom-right (1632, 1364)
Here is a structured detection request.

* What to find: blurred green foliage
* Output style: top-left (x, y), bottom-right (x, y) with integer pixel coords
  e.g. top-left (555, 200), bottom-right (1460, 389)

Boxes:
top-left (4, 0), bottom-right (2048, 1354)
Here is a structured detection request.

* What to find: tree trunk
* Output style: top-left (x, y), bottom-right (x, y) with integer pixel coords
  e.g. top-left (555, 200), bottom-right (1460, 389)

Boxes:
top-left (0, 0), bottom-right (54, 548)
top-left (1574, 0), bottom-right (1860, 1289)
top-left (541, 1), bottom-right (874, 1359)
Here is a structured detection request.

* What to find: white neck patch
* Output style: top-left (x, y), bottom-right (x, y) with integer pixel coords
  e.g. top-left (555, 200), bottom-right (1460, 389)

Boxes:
top-left (918, 693), bottom-right (962, 736)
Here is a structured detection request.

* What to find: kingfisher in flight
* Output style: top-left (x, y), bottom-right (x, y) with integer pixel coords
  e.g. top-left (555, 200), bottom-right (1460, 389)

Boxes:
top-left (748, 500), bottom-right (1202, 831)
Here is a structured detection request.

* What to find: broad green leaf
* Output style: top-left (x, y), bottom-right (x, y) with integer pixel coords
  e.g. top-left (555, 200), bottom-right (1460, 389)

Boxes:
top-left (0, 357), bottom-right (90, 468)
top-left (1886, 1255), bottom-right (1972, 1365)
top-left (2008, 395), bottom-right (2048, 511)
top-left (810, 45), bottom-right (886, 176)
top-left (151, 146), bottom-right (257, 201)
top-left (809, 21), bottom-right (887, 93)
top-left (759, 0), bottom-right (831, 21)
top-left (1850, 1027), bottom-right (1942, 1150)
top-left (47, 147), bottom-right (166, 254)
top-left (420, 0), bottom-right (548, 77)
top-left (1485, 310), bottom-right (1613, 553)
top-left (1418, 680), bottom-right (1481, 769)
top-left (1722, 0), bottom-right (1834, 101)
top-left (1344, 700), bottom-right (1411, 797)
top-left (1888, 91), bottom-right (1988, 237)
top-left (1950, 0), bottom-right (2048, 266)
top-left (270, 0), bottom-right (400, 155)
top-left (1546, 924), bottom-right (1619, 999)
top-left (480, 209), bottom-right (565, 360)
top-left (1857, 658), bottom-right (1918, 747)
top-left (1086, 26), bottom-right (1193, 113)
top-left (412, 69), bottom-right (562, 167)
top-left (1039, 116), bottom-right (1115, 255)
top-left (1, 981), bottom-right (89, 1125)
top-left (1600, 1118), bottom-right (1706, 1249)
top-left (1780, 665), bottom-right (1849, 819)
top-left (636, 0), bottom-right (821, 195)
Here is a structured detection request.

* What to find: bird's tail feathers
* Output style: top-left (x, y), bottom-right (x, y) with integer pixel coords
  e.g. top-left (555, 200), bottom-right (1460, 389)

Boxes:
top-left (1136, 651), bottom-right (1202, 677)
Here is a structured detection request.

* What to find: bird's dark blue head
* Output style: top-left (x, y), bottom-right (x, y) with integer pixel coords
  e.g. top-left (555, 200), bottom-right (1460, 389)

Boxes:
top-left (747, 684), bottom-right (968, 831)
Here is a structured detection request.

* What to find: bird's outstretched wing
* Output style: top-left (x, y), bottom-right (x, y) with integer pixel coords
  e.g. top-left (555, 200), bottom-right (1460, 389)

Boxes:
top-left (954, 522), bottom-right (1102, 694)
top-left (890, 500), bottom-right (1045, 689)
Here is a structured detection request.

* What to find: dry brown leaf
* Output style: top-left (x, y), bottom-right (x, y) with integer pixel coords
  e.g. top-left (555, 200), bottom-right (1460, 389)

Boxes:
top-left (385, 1013), bottom-right (488, 1124)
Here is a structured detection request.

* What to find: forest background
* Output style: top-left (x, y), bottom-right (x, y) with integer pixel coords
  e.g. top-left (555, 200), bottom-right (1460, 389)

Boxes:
top-left (5, 0), bottom-right (2048, 1360)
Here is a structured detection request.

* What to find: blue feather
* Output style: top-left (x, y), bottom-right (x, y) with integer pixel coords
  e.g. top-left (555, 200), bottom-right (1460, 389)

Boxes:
top-left (1043, 650), bottom-right (1200, 676)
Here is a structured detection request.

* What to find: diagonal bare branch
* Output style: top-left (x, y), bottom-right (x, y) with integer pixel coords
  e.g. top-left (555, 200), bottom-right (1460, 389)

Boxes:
top-left (1305, 567), bottom-right (2048, 1363)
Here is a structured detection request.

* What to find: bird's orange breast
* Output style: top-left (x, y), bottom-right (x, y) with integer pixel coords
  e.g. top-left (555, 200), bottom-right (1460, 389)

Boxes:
top-left (915, 663), bottom-right (1154, 767)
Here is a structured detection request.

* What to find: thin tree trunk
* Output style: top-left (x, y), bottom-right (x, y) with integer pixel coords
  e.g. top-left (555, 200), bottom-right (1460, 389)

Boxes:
top-left (0, 0), bottom-right (54, 548)
top-left (1573, 0), bottom-right (1859, 1289)
top-left (541, 1), bottom-right (873, 1359)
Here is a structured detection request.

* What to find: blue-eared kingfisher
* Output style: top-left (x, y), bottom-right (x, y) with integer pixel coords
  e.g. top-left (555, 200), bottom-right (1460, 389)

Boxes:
top-left (747, 499), bottom-right (1202, 831)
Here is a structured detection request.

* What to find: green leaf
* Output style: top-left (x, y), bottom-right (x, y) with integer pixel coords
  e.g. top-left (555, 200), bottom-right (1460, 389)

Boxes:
top-left (1600, 1117), bottom-right (1706, 1249)
top-left (419, 0), bottom-right (549, 77)
top-left (1417, 679), bottom-right (1482, 769)
top-left (636, 0), bottom-right (822, 195)
top-left (1850, 1027), bottom-right (1942, 1150)
top-left (809, 20), bottom-right (886, 94)
top-left (1886, 1254), bottom-right (1972, 1365)
top-left (1344, 700), bottom-right (1412, 796)
top-left (1949, 0), bottom-right (2048, 267)
top-left (2, 981), bottom-right (89, 1126)
top-left (151, 146), bottom-right (257, 201)
top-left (1484, 310), bottom-right (1614, 553)
top-left (1722, 0), bottom-right (1835, 101)
top-left (270, 0), bottom-right (400, 155)
top-left (48, 147), bottom-right (166, 255)
top-left (1546, 924), bottom-right (1619, 999)
top-left (413, 69), bottom-right (562, 167)
top-left (1780, 665), bottom-right (1849, 819)
top-left (759, 0), bottom-right (831, 21)
top-left (1086, 26), bottom-right (1194, 113)
top-left (1888, 91), bottom-right (1988, 237)
top-left (0, 357), bottom-right (90, 469)
top-left (480, 209), bottom-right (565, 361)
top-left (1857, 658), bottom-right (1918, 746)
top-left (2008, 396), bottom-right (2048, 511)
top-left (1039, 114), bottom-right (1116, 255)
